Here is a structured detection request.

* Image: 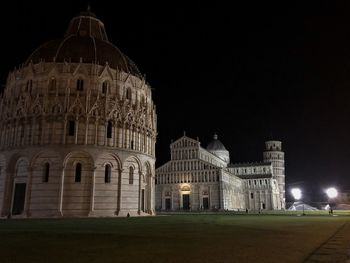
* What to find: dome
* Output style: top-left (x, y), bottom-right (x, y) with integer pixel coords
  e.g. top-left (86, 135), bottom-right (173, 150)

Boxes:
top-left (207, 134), bottom-right (227, 151)
top-left (206, 134), bottom-right (230, 164)
top-left (26, 10), bottom-right (142, 77)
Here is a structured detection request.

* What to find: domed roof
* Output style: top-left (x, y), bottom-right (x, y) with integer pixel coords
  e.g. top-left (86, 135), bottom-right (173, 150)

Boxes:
top-left (206, 134), bottom-right (227, 151)
top-left (26, 10), bottom-right (142, 77)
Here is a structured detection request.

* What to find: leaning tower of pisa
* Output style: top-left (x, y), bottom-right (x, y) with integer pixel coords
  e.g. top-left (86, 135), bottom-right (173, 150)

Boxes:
top-left (263, 141), bottom-right (285, 209)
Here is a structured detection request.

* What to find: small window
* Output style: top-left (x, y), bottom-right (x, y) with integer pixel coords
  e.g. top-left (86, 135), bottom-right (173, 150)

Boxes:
top-left (49, 78), bottom-right (56, 91)
top-left (43, 163), bottom-right (50, 183)
top-left (76, 79), bottom-right (84, 91)
top-left (105, 164), bottom-right (111, 183)
top-left (102, 81), bottom-right (109, 94)
top-left (251, 193), bottom-right (254, 199)
top-left (129, 166), bottom-right (134, 184)
top-left (126, 88), bottom-right (132, 100)
top-left (75, 163), bottom-right (82, 182)
top-left (68, 121), bottom-right (75, 136)
top-left (131, 140), bottom-right (134, 150)
top-left (107, 121), bottom-right (112, 138)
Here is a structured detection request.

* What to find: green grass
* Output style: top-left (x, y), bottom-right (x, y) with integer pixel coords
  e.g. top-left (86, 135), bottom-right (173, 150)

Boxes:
top-left (0, 214), bottom-right (349, 263)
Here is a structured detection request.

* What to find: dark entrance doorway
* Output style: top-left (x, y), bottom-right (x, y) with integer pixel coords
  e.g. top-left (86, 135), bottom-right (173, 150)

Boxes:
top-left (203, 197), bottom-right (209, 209)
top-left (12, 183), bottom-right (26, 215)
top-left (141, 189), bottom-right (145, 212)
top-left (262, 203), bottom-right (266, 209)
top-left (182, 194), bottom-right (190, 210)
top-left (165, 198), bottom-right (171, 210)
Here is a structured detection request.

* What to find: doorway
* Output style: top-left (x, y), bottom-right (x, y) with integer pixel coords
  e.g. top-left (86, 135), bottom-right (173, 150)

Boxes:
top-left (183, 194), bottom-right (190, 210)
top-left (12, 183), bottom-right (26, 215)
top-left (165, 198), bottom-right (171, 210)
top-left (203, 197), bottom-right (209, 209)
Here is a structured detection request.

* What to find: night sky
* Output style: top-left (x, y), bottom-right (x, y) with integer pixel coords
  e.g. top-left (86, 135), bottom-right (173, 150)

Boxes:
top-left (1, 1), bottom-right (350, 202)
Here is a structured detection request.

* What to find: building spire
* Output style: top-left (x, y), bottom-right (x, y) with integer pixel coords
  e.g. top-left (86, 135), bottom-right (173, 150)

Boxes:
top-left (87, 3), bottom-right (91, 11)
top-left (213, 133), bottom-right (218, 140)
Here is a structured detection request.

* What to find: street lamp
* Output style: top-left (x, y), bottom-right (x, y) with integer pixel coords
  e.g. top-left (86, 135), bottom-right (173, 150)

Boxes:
top-left (325, 187), bottom-right (338, 215)
top-left (291, 188), bottom-right (305, 215)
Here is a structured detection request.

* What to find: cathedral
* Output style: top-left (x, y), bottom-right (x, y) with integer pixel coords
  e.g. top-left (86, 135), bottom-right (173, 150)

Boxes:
top-left (0, 10), bottom-right (157, 218)
top-left (155, 135), bottom-right (285, 211)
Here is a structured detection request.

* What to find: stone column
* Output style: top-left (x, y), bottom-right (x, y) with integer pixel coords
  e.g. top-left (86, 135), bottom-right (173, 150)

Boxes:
top-left (218, 170), bottom-right (224, 210)
top-left (24, 166), bottom-right (34, 217)
top-left (138, 171), bottom-right (143, 214)
top-left (104, 121), bottom-right (107, 146)
top-left (116, 168), bottom-right (123, 215)
top-left (89, 167), bottom-right (97, 216)
top-left (179, 190), bottom-right (183, 209)
top-left (94, 120), bottom-right (98, 145)
top-left (151, 174), bottom-right (155, 214)
top-left (58, 167), bottom-right (65, 216)
top-left (84, 118), bottom-right (89, 145)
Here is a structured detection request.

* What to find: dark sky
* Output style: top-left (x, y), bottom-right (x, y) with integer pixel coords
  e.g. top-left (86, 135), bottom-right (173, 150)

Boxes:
top-left (1, 1), bottom-right (350, 201)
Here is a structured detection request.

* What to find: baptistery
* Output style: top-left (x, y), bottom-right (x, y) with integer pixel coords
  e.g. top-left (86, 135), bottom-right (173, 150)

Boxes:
top-left (0, 10), bottom-right (157, 217)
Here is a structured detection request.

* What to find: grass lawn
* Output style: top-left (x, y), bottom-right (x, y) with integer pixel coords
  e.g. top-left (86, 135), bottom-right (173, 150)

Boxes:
top-left (0, 214), bottom-right (349, 263)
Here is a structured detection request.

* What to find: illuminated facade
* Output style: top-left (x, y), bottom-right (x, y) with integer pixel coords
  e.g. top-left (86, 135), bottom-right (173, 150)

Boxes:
top-left (155, 135), bottom-right (285, 211)
top-left (0, 11), bottom-right (157, 218)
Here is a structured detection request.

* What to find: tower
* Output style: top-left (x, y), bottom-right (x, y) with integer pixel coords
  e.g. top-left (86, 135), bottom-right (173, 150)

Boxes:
top-left (263, 141), bottom-right (285, 209)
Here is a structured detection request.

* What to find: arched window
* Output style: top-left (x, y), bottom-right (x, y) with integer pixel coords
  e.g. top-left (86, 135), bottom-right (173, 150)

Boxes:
top-left (75, 163), bottom-right (82, 182)
top-left (102, 81), bottom-right (109, 94)
top-left (126, 88), bottom-right (132, 100)
top-left (105, 164), bottom-right (111, 183)
top-left (43, 163), bottom-right (50, 182)
top-left (49, 77), bottom-right (56, 91)
top-left (76, 79), bottom-right (84, 91)
top-left (68, 120), bottom-right (75, 136)
top-left (129, 166), bottom-right (134, 184)
top-left (107, 121), bottom-right (112, 138)
top-left (251, 193), bottom-right (254, 199)
top-left (130, 140), bottom-right (134, 150)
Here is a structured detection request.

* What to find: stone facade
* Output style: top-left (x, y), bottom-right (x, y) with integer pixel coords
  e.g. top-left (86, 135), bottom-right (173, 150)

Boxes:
top-left (155, 135), bottom-right (284, 211)
top-left (0, 11), bottom-right (157, 218)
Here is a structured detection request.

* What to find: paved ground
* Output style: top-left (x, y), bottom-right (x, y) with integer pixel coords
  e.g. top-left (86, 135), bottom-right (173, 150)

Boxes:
top-left (304, 220), bottom-right (350, 263)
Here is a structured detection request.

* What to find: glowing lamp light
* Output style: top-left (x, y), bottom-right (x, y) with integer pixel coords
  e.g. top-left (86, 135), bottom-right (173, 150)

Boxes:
top-left (326, 187), bottom-right (338, 199)
top-left (291, 188), bottom-right (302, 200)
